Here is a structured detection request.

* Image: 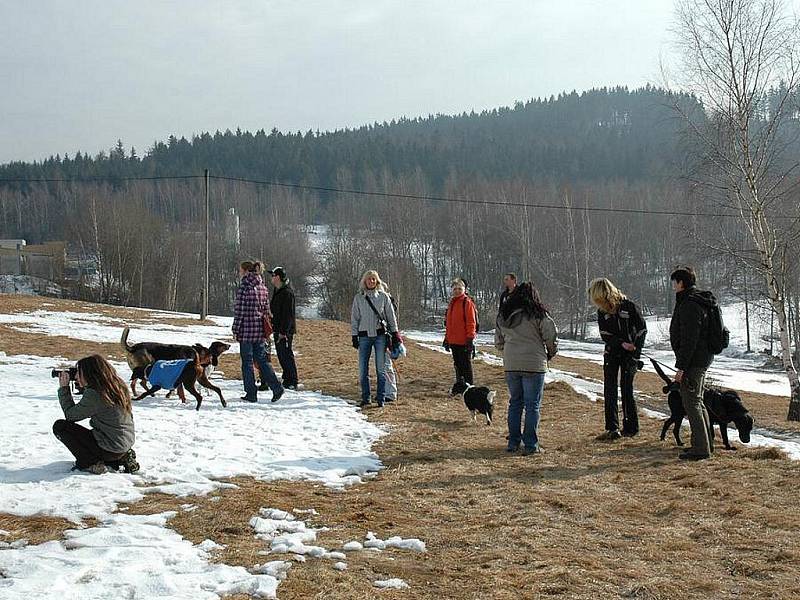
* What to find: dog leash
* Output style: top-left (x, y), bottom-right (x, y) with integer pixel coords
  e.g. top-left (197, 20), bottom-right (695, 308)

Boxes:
top-left (641, 353), bottom-right (677, 373)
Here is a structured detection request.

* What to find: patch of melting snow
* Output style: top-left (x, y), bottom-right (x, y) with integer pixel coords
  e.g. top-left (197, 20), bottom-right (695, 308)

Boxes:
top-left (0, 512), bottom-right (279, 599)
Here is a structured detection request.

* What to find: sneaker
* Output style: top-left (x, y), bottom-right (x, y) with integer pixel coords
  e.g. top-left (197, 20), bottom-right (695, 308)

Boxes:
top-left (596, 431), bottom-right (622, 441)
top-left (258, 382), bottom-right (269, 391)
top-left (122, 449), bottom-right (140, 474)
top-left (522, 446), bottom-right (543, 456)
top-left (241, 395), bottom-right (258, 403)
top-left (506, 446), bottom-right (520, 453)
top-left (85, 462), bottom-right (108, 475)
top-left (376, 400), bottom-right (385, 408)
top-left (621, 430), bottom-right (638, 438)
top-left (359, 399), bottom-right (370, 408)
top-left (384, 396), bottom-right (396, 403)
top-left (271, 387), bottom-right (284, 403)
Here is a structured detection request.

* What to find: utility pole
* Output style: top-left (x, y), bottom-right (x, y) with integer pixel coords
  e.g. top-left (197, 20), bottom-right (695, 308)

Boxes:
top-left (201, 169), bottom-right (209, 320)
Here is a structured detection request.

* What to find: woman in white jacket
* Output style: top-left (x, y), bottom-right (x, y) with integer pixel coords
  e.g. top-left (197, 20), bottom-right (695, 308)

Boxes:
top-left (351, 270), bottom-right (399, 408)
top-left (495, 282), bottom-right (558, 455)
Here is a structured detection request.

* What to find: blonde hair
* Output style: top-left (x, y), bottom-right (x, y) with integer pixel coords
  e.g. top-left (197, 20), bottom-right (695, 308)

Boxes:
top-left (450, 278), bottom-right (466, 290)
top-left (360, 269), bottom-right (384, 292)
top-left (589, 278), bottom-right (626, 314)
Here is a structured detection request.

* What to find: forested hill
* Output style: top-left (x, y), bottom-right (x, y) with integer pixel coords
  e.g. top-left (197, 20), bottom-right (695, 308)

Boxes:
top-left (0, 86), bottom-right (699, 187)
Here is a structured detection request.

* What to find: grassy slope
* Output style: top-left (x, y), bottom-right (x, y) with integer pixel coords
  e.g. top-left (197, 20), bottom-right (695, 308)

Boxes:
top-left (1, 294), bottom-right (799, 599)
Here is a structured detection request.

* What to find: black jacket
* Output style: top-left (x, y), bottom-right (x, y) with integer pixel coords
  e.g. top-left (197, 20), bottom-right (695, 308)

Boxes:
top-left (597, 298), bottom-right (647, 360)
top-left (670, 286), bottom-right (714, 370)
top-left (270, 283), bottom-right (296, 336)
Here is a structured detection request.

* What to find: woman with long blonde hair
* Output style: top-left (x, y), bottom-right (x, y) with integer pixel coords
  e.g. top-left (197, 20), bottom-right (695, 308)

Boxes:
top-left (351, 269), bottom-right (399, 408)
top-left (52, 354), bottom-right (139, 474)
top-left (588, 278), bottom-right (647, 440)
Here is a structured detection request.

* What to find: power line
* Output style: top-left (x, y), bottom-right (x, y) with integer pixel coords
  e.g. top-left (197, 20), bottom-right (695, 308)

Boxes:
top-left (210, 174), bottom-right (791, 219)
top-left (0, 172), bottom-right (796, 220)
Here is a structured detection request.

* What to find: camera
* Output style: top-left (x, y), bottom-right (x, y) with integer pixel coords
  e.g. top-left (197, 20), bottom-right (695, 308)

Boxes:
top-left (51, 366), bottom-right (78, 381)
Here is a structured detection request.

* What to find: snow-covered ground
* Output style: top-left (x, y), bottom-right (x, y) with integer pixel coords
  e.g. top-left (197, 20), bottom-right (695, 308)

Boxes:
top-left (0, 308), bottom-right (387, 599)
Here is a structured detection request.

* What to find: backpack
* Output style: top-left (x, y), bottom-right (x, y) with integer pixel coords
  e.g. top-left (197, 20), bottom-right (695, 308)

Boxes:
top-left (688, 290), bottom-right (729, 354)
top-left (463, 295), bottom-right (480, 333)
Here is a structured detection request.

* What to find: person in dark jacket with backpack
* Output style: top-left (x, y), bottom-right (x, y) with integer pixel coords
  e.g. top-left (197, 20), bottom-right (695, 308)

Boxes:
top-left (589, 278), bottom-right (647, 439)
top-left (443, 278), bottom-right (478, 385)
top-left (669, 266), bottom-right (715, 461)
top-left (269, 266), bottom-right (299, 390)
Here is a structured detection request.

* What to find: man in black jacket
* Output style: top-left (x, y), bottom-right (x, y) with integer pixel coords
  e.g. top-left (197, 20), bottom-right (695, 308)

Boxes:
top-left (269, 267), bottom-right (299, 390)
top-left (669, 266), bottom-right (714, 461)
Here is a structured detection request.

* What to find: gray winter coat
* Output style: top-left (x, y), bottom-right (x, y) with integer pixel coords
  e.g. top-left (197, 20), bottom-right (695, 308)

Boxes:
top-left (351, 289), bottom-right (398, 337)
top-left (495, 309), bottom-right (559, 373)
top-left (59, 386), bottom-right (135, 453)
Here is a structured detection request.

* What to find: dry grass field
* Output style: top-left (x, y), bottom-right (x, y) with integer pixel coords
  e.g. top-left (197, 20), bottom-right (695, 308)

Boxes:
top-left (1, 294), bottom-right (799, 599)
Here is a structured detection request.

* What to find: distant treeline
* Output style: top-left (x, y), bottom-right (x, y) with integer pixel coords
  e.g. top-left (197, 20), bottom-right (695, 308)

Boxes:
top-left (1, 86), bottom-right (798, 349)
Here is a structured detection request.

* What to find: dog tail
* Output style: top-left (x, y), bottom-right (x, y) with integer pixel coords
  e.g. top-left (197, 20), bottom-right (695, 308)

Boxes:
top-left (487, 391), bottom-right (496, 404)
top-left (121, 327), bottom-right (133, 353)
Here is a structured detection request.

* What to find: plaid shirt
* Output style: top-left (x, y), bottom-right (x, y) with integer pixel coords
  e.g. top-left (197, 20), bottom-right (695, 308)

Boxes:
top-left (232, 272), bottom-right (270, 343)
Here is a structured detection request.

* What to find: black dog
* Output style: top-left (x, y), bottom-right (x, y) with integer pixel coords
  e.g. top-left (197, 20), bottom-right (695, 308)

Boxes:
top-left (652, 360), bottom-right (754, 450)
top-left (133, 354), bottom-right (226, 411)
top-left (450, 380), bottom-right (495, 425)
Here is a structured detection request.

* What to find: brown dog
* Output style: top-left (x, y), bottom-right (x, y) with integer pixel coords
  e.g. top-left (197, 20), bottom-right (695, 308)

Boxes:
top-left (121, 327), bottom-right (230, 394)
top-left (132, 352), bottom-right (227, 410)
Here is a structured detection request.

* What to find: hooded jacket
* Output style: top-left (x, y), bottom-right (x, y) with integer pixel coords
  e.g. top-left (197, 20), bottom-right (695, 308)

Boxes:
top-left (670, 286), bottom-right (714, 370)
top-left (495, 308), bottom-right (558, 373)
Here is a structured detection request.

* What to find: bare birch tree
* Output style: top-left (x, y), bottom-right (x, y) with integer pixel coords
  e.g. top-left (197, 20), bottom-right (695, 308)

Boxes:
top-left (671, 0), bottom-right (800, 418)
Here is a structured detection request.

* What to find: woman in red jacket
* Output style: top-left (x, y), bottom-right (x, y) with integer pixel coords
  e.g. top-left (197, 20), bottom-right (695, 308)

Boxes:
top-left (443, 278), bottom-right (477, 384)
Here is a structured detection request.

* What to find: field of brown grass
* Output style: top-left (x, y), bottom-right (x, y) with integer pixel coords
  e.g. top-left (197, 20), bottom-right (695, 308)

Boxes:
top-left (1, 294), bottom-right (799, 599)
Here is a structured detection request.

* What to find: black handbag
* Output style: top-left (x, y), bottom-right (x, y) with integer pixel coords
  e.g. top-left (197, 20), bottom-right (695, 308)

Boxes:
top-left (364, 294), bottom-right (392, 348)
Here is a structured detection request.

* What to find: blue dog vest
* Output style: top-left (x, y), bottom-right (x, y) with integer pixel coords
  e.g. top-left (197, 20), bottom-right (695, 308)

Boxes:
top-left (146, 359), bottom-right (193, 390)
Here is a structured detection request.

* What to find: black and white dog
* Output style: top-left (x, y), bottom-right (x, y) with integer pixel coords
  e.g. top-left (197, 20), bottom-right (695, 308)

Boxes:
top-left (450, 380), bottom-right (495, 425)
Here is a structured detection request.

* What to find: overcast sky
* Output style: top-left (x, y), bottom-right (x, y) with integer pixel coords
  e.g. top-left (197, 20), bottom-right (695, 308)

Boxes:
top-left (1, 0), bottom-right (682, 164)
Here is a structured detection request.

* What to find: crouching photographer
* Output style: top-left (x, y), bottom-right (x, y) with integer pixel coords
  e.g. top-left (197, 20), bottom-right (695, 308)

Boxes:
top-left (52, 354), bottom-right (139, 474)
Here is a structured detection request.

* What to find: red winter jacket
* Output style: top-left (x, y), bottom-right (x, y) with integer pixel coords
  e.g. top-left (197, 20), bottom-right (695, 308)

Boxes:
top-left (445, 293), bottom-right (477, 346)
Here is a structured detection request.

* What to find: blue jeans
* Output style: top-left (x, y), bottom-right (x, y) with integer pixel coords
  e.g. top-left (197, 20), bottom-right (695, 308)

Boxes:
top-left (240, 340), bottom-right (282, 398)
top-left (358, 335), bottom-right (387, 403)
top-left (506, 371), bottom-right (546, 451)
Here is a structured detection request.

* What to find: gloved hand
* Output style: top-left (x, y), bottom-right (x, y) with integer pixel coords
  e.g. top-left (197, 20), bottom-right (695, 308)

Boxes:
top-left (442, 340), bottom-right (450, 352)
top-left (352, 335), bottom-right (359, 349)
top-left (467, 339), bottom-right (476, 359)
top-left (391, 332), bottom-right (402, 348)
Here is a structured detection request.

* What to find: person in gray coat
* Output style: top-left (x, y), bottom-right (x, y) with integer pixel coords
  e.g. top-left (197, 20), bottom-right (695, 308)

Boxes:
top-left (53, 354), bottom-right (139, 474)
top-left (351, 270), bottom-right (400, 408)
top-left (495, 282), bottom-right (558, 455)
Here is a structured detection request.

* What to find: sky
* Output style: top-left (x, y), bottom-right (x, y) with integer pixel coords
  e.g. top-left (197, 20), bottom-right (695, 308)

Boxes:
top-left (1, 0), bottom-right (682, 164)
